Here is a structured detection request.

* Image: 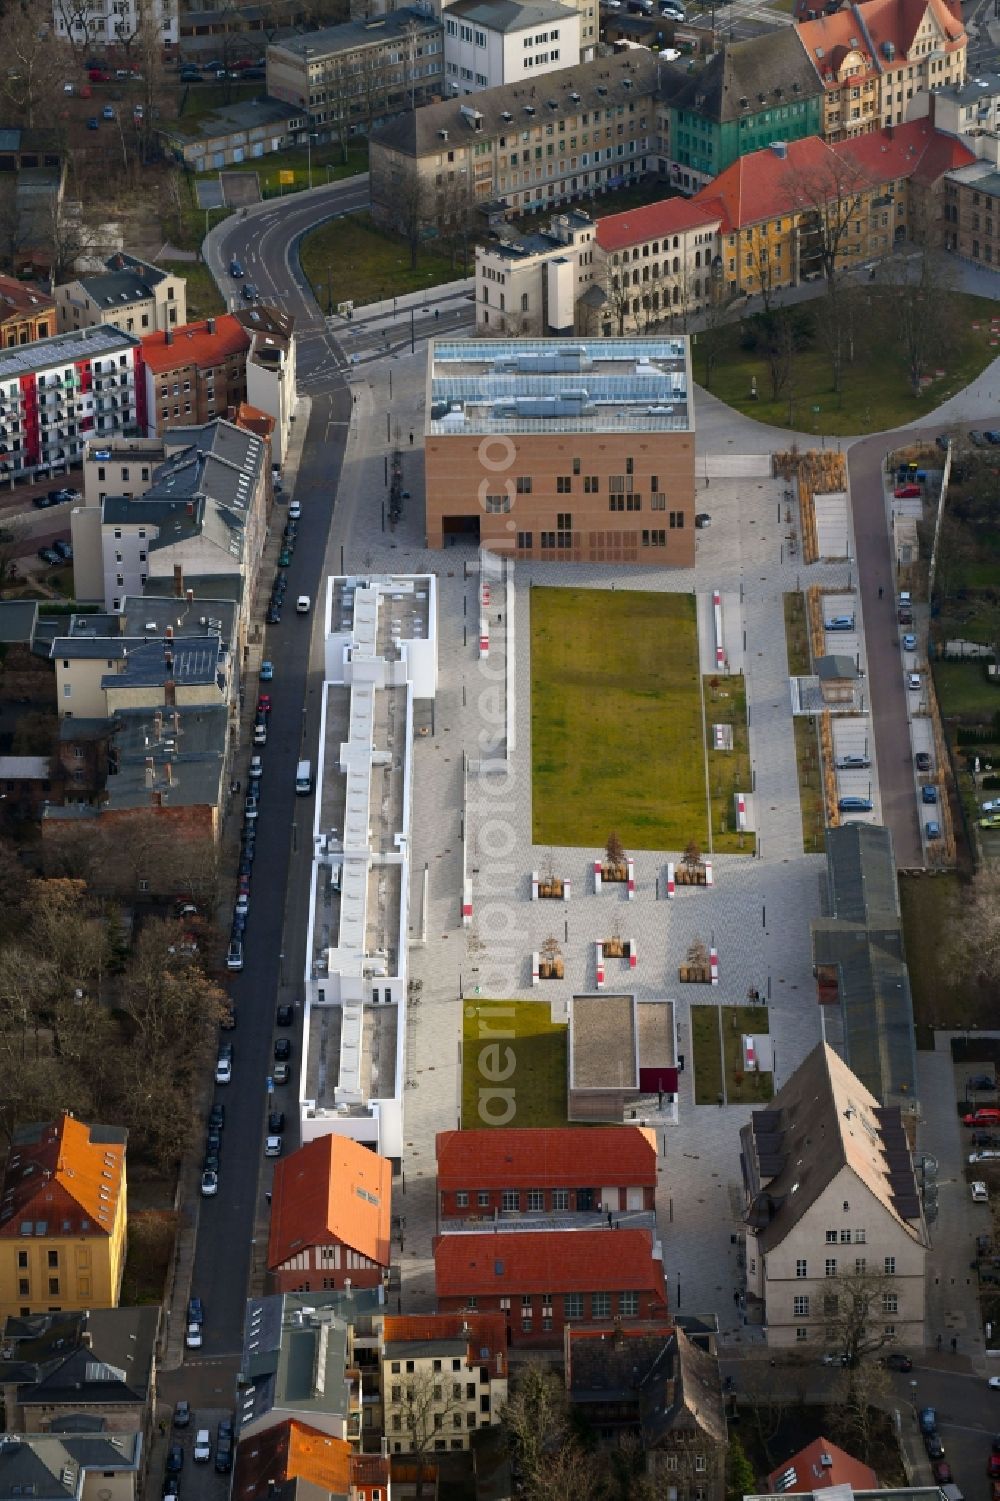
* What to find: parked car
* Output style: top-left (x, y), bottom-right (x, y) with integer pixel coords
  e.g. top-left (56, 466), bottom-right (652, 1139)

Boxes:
top-left (53, 539), bottom-right (73, 560)
top-left (825, 615), bottom-right (855, 631)
top-left (925, 820), bottom-right (941, 839)
top-left (276, 1004), bottom-right (293, 1026)
top-left (215, 1056), bottom-right (232, 1085)
top-left (981, 814), bottom-right (1000, 830)
top-left (274, 1037), bottom-right (291, 1062)
top-left (277, 547), bottom-right (292, 568)
top-left (200, 1168), bottom-right (219, 1196)
top-left (273, 1062), bottom-right (290, 1085)
top-left (902, 633), bottom-right (917, 651)
top-left (264, 1135), bottom-right (282, 1157)
top-left (968, 1150), bottom-right (1000, 1163)
top-left (188, 1295), bottom-right (204, 1325)
top-left (193, 1430), bottom-right (211, 1464)
top-left (836, 755), bottom-right (870, 769)
top-left (973, 1181), bottom-right (990, 1203)
top-left (918, 1407), bottom-right (937, 1435)
top-left (883, 1352), bottom-right (913, 1371)
top-left (986, 431), bottom-right (1000, 445)
top-left (37, 547), bottom-right (60, 565)
top-left (257, 694), bottom-right (272, 716)
top-left (209, 1103), bottom-right (225, 1130)
top-left (921, 785), bottom-right (938, 804)
top-left (260, 660), bottom-right (274, 681)
top-left (907, 673), bottom-right (922, 690)
top-left (989, 1453), bottom-right (1000, 1479)
top-left (894, 483), bottom-right (921, 498)
top-left (838, 796), bottom-right (873, 812)
top-left (267, 603), bottom-right (282, 625)
top-left (964, 1108), bottom-right (1000, 1126)
top-left (254, 722), bottom-right (268, 746)
top-left (215, 1439), bottom-right (233, 1474)
top-left (174, 1400), bottom-right (191, 1427)
top-left (101, 104), bottom-right (115, 119)
top-left (166, 1446), bottom-right (184, 1474)
top-left (915, 752), bottom-right (931, 771)
top-left (226, 938), bottom-right (243, 971)
top-left (935, 434), bottom-right (951, 451)
top-left (932, 1462), bottom-right (953, 1484)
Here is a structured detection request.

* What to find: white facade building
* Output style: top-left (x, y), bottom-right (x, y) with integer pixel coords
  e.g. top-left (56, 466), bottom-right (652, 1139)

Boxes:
top-left (300, 574), bottom-right (438, 1162)
top-left (444, 0), bottom-right (583, 92)
top-left (52, 0), bottom-right (179, 50)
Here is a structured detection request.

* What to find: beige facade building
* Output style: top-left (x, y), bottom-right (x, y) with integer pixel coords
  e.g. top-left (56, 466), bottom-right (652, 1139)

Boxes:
top-left (55, 254), bottom-right (186, 337)
top-left (370, 50), bottom-right (657, 232)
top-left (375, 1313), bottom-right (508, 1454)
top-left (424, 336), bottom-right (695, 566)
top-left (740, 1042), bottom-right (928, 1352)
top-left (475, 211), bottom-right (598, 334)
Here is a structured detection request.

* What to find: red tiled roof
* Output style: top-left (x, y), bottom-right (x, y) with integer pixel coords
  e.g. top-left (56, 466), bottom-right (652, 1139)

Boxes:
top-left (232, 1420), bottom-right (351, 1501)
top-left (0, 1113), bottom-right (125, 1240)
top-left (857, 0), bottom-right (964, 58)
top-left (435, 1229), bottom-right (667, 1299)
top-left (0, 274), bottom-right (54, 322)
top-left (767, 1437), bottom-right (878, 1492)
top-left (834, 117), bottom-right (974, 186)
top-left (596, 196), bottom-right (724, 252)
top-left (701, 135), bottom-right (843, 232)
top-left (141, 314), bottom-right (250, 374)
top-left (233, 401), bottom-right (275, 442)
top-left (382, 1312), bottom-right (507, 1368)
top-left (795, 13), bottom-right (878, 88)
top-left (436, 1126), bottom-right (657, 1191)
top-left (351, 1456), bottom-right (390, 1487)
top-left (268, 1135), bottom-right (391, 1272)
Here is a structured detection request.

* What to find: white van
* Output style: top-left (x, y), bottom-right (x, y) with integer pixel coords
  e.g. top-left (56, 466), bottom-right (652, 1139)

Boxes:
top-left (295, 759), bottom-right (312, 795)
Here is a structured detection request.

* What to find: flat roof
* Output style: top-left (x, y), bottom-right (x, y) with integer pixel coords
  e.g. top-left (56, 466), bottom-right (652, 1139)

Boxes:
top-left (570, 994), bottom-right (638, 1090)
top-left (0, 324), bottom-right (139, 382)
top-left (428, 338), bottom-right (692, 435)
top-left (271, 7), bottom-right (438, 60)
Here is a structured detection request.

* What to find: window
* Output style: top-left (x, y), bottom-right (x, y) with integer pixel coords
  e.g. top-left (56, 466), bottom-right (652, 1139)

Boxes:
top-left (484, 494), bottom-right (511, 513)
top-left (854, 1229), bottom-right (866, 1244)
top-left (884, 1257), bottom-right (896, 1275)
top-left (825, 1259), bottom-right (837, 1277)
top-left (521, 1318), bottom-right (532, 1332)
top-left (668, 510), bottom-right (685, 529)
top-left (47, 1250), bottom-right (58, 1269)
top-left (796, 1327), bottom-right (809, 1342)
top-left (516, 476), bottom-right (532, 493)
top-left (557, 476), bottom-right (572, 493)
top-left (855, 1258), bottom-right (866, 1275)
top-left (823, 1293), bottom-right (838, 1316)
top-left (572, 457), bottom-right (581, 474)
top-left (477, 1191), bottom-right (490, 1207)
top-left (17, 1251), bottom-right (27, 1269)
top-left (552, 1189), bottom-right (568, 1210)
top-left (527, 1190), bottom-right (544, 1211)
top-left (620, 1290), bottom-right (638, 1316)
top-left (793, 1295), bottom-right (809, 1317)
top-left (583, 476), bottom-right (599, 492)
top-left (565, 1292), bottom-right (583, 1318)
top-left (516, 532), bottom-right (533, 551)
top-left (795, 1259), bottom-right (807, 1278)
top-left (840, 1229), bottom-right (852, 1243)
top-left (882, 1292), bottom-right (898, 1314)
top-left (456, 1192), bottom-right (468, 1207)
top-left (826, 1230), bottom-right (838, 1243)
top-left (626, 456), bottom-right (634, 475)
top-left (501, 1191), bottom-right (519, 1211)
top-left (48, 1277), bottom-right (59, 1295)
top-left (651, 493), bottom-right (666, 510)
top-left (591, 1291), bottom-right (611, 1318)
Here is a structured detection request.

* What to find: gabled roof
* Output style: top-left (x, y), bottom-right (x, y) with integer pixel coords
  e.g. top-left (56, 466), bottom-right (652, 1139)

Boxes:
top-left (8, 1308), bottom-right (158, 1408)
top-left (639, 1325), bottom-right (728, 1450)
top-left (834, 116), bottom-right (974, 185)
top-left (739, 1042), bottom-right (927, 1253)
top-left (767, 1436), bottom-right (878, 1492)
top-left (702, 135), bottom-right (842, 231)
top-left (447, 0), bottom-right (577, 32)
top-left (855, 0), bottom-right (964, 61)
top-left (141, 315), bottom-right (250, 375)
top-left (231, 1420), bottom-right (352, 1501)
top-left (267, 1136), bottom-right (391, 1272)
top-left (436, 1126), bottom-right (658, 1190)
top-left (668, 30), bottom-right (822, 123)
top-left (0, 1433), bottom-right (141, 1501)
top-left (380, 1313), bottom-right (507, 1370)
top-left (595, 196), bottom-right (724, 252)
top-left (0, 1114), bottom-right (126, 1240)
top-left (796, 11), bottom-right (878, 88)
top-left (435, 1228), bottom-right (666, 1298)
top-left (0, 274), bottom-right (54, 322)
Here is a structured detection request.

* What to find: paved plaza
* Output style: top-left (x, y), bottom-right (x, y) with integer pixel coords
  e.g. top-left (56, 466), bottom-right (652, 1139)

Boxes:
top-left (327, 345), bottom-right (883, 1328)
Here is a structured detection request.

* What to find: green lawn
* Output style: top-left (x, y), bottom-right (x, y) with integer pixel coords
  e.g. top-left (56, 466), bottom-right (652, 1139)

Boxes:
top-left (299, 212), bottom-right (466, 311)
top-left (158, 259), bottom-right (224, 320)
top-left (704, 674), bottom-right (755, 854)
top-left (703, 293), bottom-right (1000, 437)
top-left (530, 588), bottom-right (706, 851)
top-left (461, 1000), bottom-right (567, 1129)
top-left (721, 1004), bottom-right (773, 1104)
top-left (793, 717), bottom-right (826, 853)
top-left (933, 658), bottom-right (1000, 720)
top-left (195, 141), bottom-right (368, 195)
top-left (691, 1006), bottom-right (724, 1105)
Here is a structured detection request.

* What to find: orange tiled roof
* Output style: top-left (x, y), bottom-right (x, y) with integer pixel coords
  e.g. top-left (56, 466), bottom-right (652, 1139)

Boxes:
top-left (0, 274), bottom-right (54, 322)
top-left (436, 1126), bottom-right (658, 1191)
top-left (856, 0), bottom-right (964, 58)
top-left (767, 1436), bottom-right (878, 1492)
top-left (351, 1456), bottom-right (390, 1488)
top-left (692, 135), bottom-right (842, 231)
top-left (233, 402), bottom-right (275, 442)
top-left (795, 12), bottom-right (878, 87)
top-left (0, 1113), bottom-right (125, 1239)
top-left (595, 196), bottom-right (724, 253)
top-left (834, 117), bottom-right (975, 184)
top-left (141, 314), bottom-right (250, 374)
top-left (382, 1312), bottom-right (507, 1367)
top-left (232, 1420), bottom-right (351, 1501)
top-left (268, 1135), bottom-right (391, 1272)
top-left (435, 1228), bottom-right (667, 1299)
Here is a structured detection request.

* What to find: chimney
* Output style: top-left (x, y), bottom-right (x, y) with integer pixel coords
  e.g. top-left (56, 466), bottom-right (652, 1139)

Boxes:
top-left (80, 1332), bottom-right (92, 1350)
top-left (165, 328), bottom-right (173, 346)
top-left (173, 711), bottom-right (180, 734)
top-left (144, 757), bottom-right (155, 787)
top-left (172, 563), bottom-right (184, 598)
top-left (165, 625), bottom-right (174, 641)
top-left (186, 502), bottom-right (194, 517)
top-left (164, 652), bottom-right (174, 673)
top-left (152, 790), bottom-right (163, 808)
top-left (165, 762), bottom-right (173, 786)
top-left (207, 317), bottom-right (216, 336)
top-left (185, 589), bottom-right (194, 605)
top-left (153, 710), bottom-right (163, 740)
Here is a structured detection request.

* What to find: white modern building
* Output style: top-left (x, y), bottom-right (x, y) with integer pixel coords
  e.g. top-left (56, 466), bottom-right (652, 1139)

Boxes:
top-left (53, 0), bottom-right (178, 49)
top-left (444, 0), bottom-right (582, 93)
top-left (300, 574), bottom-right (438, 1162)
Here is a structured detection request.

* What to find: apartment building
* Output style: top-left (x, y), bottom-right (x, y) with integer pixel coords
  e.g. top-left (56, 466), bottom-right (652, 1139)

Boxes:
top-left (436, 1126), bottom-right (657, 1222)
top-left (0, 274), bottom-right (56, 347)
top-left (474, 210), bottom-right (598, 334)
top-left (370, 50), bottom-right (658, 231)
top-left (594, 195), bottom-right (724, 329)
top-left (0, 1434), bottom-right (142, 1501)
top-left (434, 1228), bottom-right (668, 1348)
top-left (232, 1420), bottom-right (383, 1501)
top-left (665, 32), bottom-right (824, 193)
top-left (863, 0), bottom-right (966, 125)
top-left (797, 11), bottom-right (881, 141)
top-left (52, 0), bottom-right (179, 48)
top-left (0, 326), bottom-right (143, 484)
top-left (266, 10), bottom-right (444, 130)
top-left (0, 1306), bottom-right (158, 1437)
top-left (930, 70), bottom-right (1000, 136)
top-left (444, 0), bottom-right (582, 94)
top-left (376, 1314), bottom-right (508, 1454)
top-left (268, 1135), bottom-right (392, 1294)
top-left (55, 253), bottom-right (187, 337)
top-left (238, 1293), bottom-right (369, 1442)
top-left (942, 156), bottom-right (1000, 266)
top-left (141, 315), bottom-right (251, 437)
top-left (423, 337), bottom-right (695, 566)
top-left (235, 305), bottom-right (297, 464)
top-left (0, 1113), bottom-right (127, 1319)
top-left (739, 1042), bottom-right (928, 1349)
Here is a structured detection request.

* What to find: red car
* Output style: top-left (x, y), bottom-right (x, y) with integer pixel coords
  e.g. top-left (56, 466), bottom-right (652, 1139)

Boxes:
top-left (894, 484), bottom-right (921, 499)
top-left (88, 67), bottom-right (111, 81)
top-left (932, 1462), bottom-right (952, 1485)
top-left (257, 694), bottom-right (271, 717)
top-left (989, 1456), bottom-right (1000, 1480)
top-left (965, 1108), bottom-right (1000, 1126)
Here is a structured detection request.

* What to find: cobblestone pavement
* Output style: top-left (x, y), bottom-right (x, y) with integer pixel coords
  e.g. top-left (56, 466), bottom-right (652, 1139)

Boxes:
top-left (329, 347), bottom-right (878, 1328)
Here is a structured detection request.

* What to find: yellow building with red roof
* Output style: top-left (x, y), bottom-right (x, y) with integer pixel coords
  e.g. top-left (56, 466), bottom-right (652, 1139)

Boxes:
top-left (0, 1113), bottom-right (127, 1318)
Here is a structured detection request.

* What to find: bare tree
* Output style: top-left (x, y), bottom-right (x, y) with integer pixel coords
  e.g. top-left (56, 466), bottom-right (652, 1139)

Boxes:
top-left (824, 1265), bottom-right (901, 1367)
top-left (875, 229), bottom-right (956, 397)
top-left (325, 54), bottom-right (354, 165)
top-left (395, 159), bottom-right (429, 272)
top-left (829, 1354), bottom-right (891, 1463)
top-left (0, 0), bottom-right (68, 129)
top-left (790, 154), bottom-right (868, 394)
top-left (386, 1368), bottom-right (465, 1501)
top-left (605, 260), bottom-right (634, 335)
top-left (946, 869), bottom-right (1000, 988)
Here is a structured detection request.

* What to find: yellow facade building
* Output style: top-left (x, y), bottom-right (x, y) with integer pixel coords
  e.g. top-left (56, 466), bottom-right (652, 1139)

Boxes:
top-left (0, 1114), bottom-right (127, 1318)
